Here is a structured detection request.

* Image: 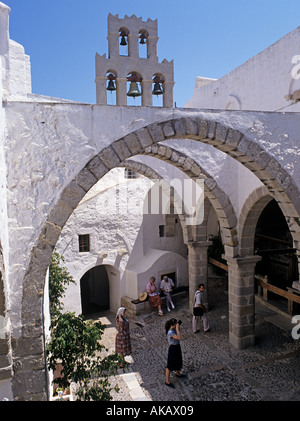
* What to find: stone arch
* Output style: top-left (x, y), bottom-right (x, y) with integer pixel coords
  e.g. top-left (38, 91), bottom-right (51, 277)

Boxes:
top-left (118, 159), bottom-right (192, 245)
top-left (15, 115), bottom-right (300, 399)
top-left (140, 143), bottom-right (238, 253)
top-left (119, 150), bottom-right (238, 249)
top-left (118, 156), bottom-right (234, 312)
top-left (238, 186), bottom-right (274, 257)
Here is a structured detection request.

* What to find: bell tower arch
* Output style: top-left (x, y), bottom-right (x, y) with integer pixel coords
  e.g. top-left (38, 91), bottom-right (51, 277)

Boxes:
top-left (95, 13), bottom-right (174, 107)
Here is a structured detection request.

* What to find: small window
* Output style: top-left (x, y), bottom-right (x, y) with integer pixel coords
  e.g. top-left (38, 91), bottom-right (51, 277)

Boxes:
top-left (78, 234), bottom-right (90, 252)
top-left (159, 225), bottom-right (165, 237)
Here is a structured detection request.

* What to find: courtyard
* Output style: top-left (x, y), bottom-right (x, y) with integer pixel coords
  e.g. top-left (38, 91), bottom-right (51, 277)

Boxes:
top-left (90, 276), bottom-right (300, 402)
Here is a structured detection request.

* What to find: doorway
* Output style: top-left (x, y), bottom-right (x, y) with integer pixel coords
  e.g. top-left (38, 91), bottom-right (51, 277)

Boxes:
top-left (80, 265), bottom-right (110, 316)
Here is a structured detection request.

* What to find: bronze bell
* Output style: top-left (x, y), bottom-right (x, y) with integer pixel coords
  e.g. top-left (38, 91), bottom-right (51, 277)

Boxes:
top-left (127, 81), bottom-right (142, 97)
top-left (152, 82), bottom-right (163, 96)
top-left (140, 34), bottom-right (146, 44)
top-left (107, 80), bottom-right (116, 91)
top-left (120, 35), bottom-right (127, 46)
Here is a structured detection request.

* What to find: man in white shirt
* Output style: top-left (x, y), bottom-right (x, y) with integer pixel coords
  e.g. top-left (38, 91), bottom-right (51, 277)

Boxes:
top-left (192, 283), bottom-right (210, 333)
top-left (160, 275), bottom-right (175, 312)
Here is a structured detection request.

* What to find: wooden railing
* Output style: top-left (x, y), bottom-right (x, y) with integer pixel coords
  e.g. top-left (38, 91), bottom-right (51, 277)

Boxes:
top-left (255, 274), bottom-right (300, 314)
top-left (208, 257), bottom-right (228, 272)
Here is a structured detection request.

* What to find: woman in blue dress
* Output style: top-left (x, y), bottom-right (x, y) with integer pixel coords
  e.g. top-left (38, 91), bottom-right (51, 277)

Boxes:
top-left (165, 318), bottom-right (186, 388)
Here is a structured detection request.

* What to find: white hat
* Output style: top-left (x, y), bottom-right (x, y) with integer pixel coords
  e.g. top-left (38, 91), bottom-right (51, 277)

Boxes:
top-left (139, 292), bottom-right (147, 302)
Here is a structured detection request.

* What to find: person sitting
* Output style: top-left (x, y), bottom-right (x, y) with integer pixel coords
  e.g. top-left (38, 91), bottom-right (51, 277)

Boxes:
top-left (160, 275), bottom-right (175, 312)
top-left (146, 276), bottom-right (163, 316)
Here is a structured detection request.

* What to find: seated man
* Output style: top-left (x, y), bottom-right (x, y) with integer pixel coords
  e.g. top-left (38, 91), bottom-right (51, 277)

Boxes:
top-left (160, 275), bottom-right (175, 312)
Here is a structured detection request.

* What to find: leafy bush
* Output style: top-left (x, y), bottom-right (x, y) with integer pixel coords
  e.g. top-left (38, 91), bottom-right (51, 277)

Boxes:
top-left (46, 249), bottom-right (125, 400)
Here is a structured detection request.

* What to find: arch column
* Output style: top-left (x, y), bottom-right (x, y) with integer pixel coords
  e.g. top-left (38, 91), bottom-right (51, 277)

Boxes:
top-left (95, 76), bottom-right (107, 105)
top-left (116, 77), bottom-right (127, 106)
top-left (187, 240), bottom-right (212, 313)
top-left (224, 254), bottom-right (261, 349)
top-left (141, 80), bottom-right (152, 106)
top-left (163, 81), bottom-right (175, 108)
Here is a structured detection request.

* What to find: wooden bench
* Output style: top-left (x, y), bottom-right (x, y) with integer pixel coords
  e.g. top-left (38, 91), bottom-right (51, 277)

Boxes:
top-left (121, 287), bottom-right (188, 318)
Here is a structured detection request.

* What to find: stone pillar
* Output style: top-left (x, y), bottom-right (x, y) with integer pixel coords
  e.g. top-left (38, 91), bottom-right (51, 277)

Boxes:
top-left (141, 80), bottom-right (152, 106)
top-left (163, 81), bottom-right (175, 108)
top-left (147, 36), bottom-right (158, 60)
top-left (128, 34), bottom-right (139, 59)
top-left (107, 32), bottom-right (119, 59)
top-left (116, 77), bottom-right (127, 106)
top-left (224, 255), bottom-right (261, 349)
top-left (95, 76), bottom-right (107, 105)
top-left (187, 241), bottom-right (211, 313)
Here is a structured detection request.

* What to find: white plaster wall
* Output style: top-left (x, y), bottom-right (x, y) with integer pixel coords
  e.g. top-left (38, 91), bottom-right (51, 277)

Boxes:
top-left (4, 103), bottom-right (300, 334)
top-left (160, 138), bottom-right (264, 221)
top-left (126, 249), bottom-right (188, 299)
top-left (185, 26), bottom-right (300, 113)
top-left (55, 166), bottom-right (189, 312)
top-left (55, 169), bottom-right (148, 313)
top-left (8, 39), bottom-right (31, 100)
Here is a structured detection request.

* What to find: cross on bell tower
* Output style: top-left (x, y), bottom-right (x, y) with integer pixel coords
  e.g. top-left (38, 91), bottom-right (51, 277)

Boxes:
top-left (95, 13), bottom-right (174, 107)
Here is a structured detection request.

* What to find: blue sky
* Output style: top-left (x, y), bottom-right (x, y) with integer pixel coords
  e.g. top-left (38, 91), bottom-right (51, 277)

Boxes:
top-left (3, 0), bottom-right (300, 107)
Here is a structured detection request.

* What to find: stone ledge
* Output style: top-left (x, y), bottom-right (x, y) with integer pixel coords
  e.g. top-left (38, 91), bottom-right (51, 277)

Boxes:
top-left (121, 287), bottom-right (188, 318)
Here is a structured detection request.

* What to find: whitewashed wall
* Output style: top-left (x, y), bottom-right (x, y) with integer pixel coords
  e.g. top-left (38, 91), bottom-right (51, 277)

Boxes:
top-left (185, 26), bottom-right (300, 113)
top-left (55, 167), bottom-right (189, 313)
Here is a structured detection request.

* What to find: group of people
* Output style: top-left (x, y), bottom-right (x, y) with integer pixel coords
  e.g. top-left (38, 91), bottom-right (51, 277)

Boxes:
top-left (145, 275), bottom-right (176, 316)
top-left (115, 281), bottom-right (210, 390)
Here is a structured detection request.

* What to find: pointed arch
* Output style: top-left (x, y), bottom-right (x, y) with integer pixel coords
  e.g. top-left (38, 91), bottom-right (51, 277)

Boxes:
top-left (14, 114), bottom-right (300, 400)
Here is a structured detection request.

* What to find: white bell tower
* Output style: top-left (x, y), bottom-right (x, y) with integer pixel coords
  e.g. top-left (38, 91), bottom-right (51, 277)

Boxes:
top-left (95, 13), bottom-right (174, 107)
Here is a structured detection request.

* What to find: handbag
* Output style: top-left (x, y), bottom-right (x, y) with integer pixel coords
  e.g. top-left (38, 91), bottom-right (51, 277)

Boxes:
top-left (193, 290), bottom-right (203, 316)
top-left (193, 306), bottom-right (203, 317)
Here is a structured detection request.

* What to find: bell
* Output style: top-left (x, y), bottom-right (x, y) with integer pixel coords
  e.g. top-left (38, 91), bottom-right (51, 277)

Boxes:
top-left (140, 34), bottom-right (146, 44)
top-left (127, 81), bottom-right (142, 97)
top-left (120, 35), bottom-right (127, 46)
top-left (152, 82), bottom-right (163, 96)
top-left (107, 80), bottom-right (116, 91)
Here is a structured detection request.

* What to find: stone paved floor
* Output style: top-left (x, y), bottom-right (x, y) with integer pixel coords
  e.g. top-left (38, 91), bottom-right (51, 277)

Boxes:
top-left (93, 278), bottom-right (300, 402)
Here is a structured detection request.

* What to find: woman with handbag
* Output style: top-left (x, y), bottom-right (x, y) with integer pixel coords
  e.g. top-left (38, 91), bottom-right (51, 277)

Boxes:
top-left (192, 283), bottom-right (210, 333)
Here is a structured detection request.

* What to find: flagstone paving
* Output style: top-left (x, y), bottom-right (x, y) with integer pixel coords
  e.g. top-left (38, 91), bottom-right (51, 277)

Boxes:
top-left (93, 279), bottom-right (300, 402)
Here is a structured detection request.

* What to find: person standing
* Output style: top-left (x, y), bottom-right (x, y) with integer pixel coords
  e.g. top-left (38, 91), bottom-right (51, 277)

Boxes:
top-left (146, 276), bottom-right (163, 316)
top-left (115, 307), bottom-right (132, 365)
top-left (192, 283), bottom-right (210, 333)
top-left (165, 318), bottom-right (186, 389)
top-left (160, 275), bottom-right (175, 312)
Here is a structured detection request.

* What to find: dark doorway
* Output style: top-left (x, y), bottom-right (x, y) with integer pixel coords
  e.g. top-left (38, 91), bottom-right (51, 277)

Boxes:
top-left (255, 199), bottom-right (298, 300)
top-left (160, 272), bottom-right (176, 287)
top-left (80, 265), bottom-right (110, 316)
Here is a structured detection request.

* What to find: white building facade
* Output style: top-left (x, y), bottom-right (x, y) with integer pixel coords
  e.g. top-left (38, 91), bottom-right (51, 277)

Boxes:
top-left (0, 2), bottom-right (300, 401)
